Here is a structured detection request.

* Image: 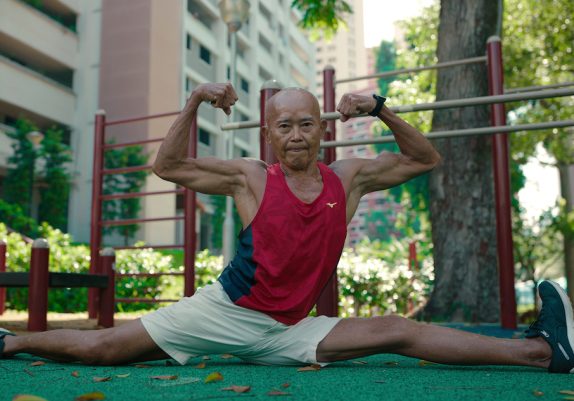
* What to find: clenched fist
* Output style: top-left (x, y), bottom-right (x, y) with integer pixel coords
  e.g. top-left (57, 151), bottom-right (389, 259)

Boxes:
top-left (336, 93), bottom-right (377, 122)
top-left (188, 83), bottom-right (239, 115)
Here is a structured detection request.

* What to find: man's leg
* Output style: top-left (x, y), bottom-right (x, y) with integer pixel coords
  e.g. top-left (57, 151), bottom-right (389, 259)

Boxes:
top-left (318, 280), bottom-right (574, 372)
top-left (2, 319), bottom-right (169, 365)
top-left (316, 315), bottom-right (550, 368)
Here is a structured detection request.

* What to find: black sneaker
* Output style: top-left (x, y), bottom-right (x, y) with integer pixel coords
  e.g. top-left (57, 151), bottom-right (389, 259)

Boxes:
top-left (0, 328), bottom-right (15, 358)
top-left (525, 281), bottom-right (574, 373)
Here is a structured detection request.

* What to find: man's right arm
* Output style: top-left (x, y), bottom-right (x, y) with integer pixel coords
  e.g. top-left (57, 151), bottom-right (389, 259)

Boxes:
top-left (153, 83), bottom-right (247, 196)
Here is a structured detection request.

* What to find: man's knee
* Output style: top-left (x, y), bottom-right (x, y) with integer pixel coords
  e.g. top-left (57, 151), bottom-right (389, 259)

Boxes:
top-left (370, 315), bottom-right (415, 347)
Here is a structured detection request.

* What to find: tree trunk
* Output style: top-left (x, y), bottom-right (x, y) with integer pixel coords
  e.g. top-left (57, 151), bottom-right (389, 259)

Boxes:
top-left (559, 163), bottom-right (574, 301)
top-left (423, 0), bottom-right (500, 322)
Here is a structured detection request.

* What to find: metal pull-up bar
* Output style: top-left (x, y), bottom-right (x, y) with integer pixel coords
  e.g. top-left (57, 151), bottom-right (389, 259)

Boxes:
top-left (320, 120), bottom-right (574, 148)
top-left (220, 87), bottom-right (574, 131)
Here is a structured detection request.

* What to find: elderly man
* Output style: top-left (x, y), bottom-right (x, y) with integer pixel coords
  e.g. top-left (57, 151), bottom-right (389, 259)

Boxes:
top-left (1, 83), bottom-right (573, 374)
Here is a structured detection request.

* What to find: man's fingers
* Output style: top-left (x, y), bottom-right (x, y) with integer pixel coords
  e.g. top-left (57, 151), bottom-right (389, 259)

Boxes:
top-left (223, 106), bottom-right (232, 115)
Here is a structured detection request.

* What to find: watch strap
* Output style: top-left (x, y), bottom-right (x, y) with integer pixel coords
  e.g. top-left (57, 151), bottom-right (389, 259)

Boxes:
top-left (368, 94), bottom-right (387, 117)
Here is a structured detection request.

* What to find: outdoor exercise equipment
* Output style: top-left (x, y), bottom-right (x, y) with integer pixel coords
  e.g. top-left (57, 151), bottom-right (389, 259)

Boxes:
top-left (0, 240), bottom-right (114, 331)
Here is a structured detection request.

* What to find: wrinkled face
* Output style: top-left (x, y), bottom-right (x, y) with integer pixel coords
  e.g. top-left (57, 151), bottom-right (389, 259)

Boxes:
top-left (264, 89), bottom-right (327, 169)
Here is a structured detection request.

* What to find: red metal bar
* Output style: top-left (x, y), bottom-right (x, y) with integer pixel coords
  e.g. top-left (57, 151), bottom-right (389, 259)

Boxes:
top-left (102, 164), bottom-right (153, 175)
top-left (98, 248), bottom-right (115, 328)
top-left (101, 189), bottom-right (184, 201)
top-left (28, 239), bottom-right (50, 331)
top-left (104, 137), bottom-right (164, 150)
top-left (100, 216), bottom-right (184, 226)
top-left (89, 111), bottom-right (106, 318)
top-left (112, 244), bottom-right (184, 250)
top-left (316, 66), bottom-right (339, 318)
top-left (322, 66), bottom-right (337, 164)
top-left (115, 298), bottom-right (179, 303)
top-left (408, 242), bottom-right (418, 271)
top-left (259, 81), bottom-right (282, 163)
top-left (487, 36), bottom-right (517, 330)
top-left (116, 272), bottom-right (184, 278)
top-left (105, 111), bottom-right (180, 126)
top-left (184, 116), bottom-right (198, 297)
top-left (0, 241), bottom-right (6, 315)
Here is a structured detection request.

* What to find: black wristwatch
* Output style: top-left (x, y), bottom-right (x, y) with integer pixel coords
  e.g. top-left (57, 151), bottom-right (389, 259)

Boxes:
top-left (368, 94), bottom-right (387, 117)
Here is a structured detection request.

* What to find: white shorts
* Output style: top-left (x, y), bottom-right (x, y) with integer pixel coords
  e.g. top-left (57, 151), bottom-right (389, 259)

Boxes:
top-left (140, 281), bottom-right (341, 366)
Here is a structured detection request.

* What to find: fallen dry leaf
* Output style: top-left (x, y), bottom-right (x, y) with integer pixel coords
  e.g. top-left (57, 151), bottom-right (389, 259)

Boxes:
top-left (71, 371), bottom-right (80, 378)
top-left (267, 389), bottom-right (291, 396)
top-left (221, 385), bottom-right (251, 393)
top-left (115, 374), bottom-right (130, 378)
top-left (157, 377), bottom-right (200, 387)
top-left (12, 396), bottom-right (48, 401)
top-left (352, 360), bottom-right (368, 365)
top-left (92, 376), bottom-right (112, 383)
top-left (418, 360), bottom-right (437, 367)
top-left (134, 364), bottom-right (151, 368)
top-left (281, 383), bottom-right (290, 388)
top-left (29, 361), bottom-right (46, 367)
top-left (202, 356), bottom-right (211, 360)
top-left (194, 362), bottom-right (206, 369)
top-left (384, 361), bottom-right (399, 366)
top-left (297, 364), bottom-right (321, 372)
top-left (151, 375), bottom-right (178, 381)
top-left (205, 372), bottom-right (224, 383)
top-left (221, 354), bottom-right (235, 359)
top-left (561, 391), bottom-right (574, 396)
top-left (75, 392), bottom-right (105, 401)
top-left (563, 397), bottom-right (574, 401)
top-left (532, 390), bottom-right (544, 397)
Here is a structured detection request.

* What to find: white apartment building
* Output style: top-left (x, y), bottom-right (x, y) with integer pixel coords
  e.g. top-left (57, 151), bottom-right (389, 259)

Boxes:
top-left (0, 0), bottom-right (101, 224)
top-left (0, 0), bottom-right (315, 249)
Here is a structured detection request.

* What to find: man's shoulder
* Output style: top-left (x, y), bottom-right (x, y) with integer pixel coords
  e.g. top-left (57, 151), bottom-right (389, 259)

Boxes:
top-left (241, 157), bottom-right (269, 171)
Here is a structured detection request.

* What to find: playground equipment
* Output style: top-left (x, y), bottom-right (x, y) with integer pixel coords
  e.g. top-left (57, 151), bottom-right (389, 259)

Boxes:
top-left (220, 36), bottom-right (574, 329)
top-left (2, 37), bottom-right (572, 331)
top-left (0, 240), bottom-right (115, 331)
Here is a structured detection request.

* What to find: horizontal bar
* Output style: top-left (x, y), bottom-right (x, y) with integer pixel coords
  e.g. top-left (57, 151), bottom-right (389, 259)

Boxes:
top-left (320, 120), bottom-right (574, 148)
top-left (100, 216), bottom-right (184, 226)
top-left (111, 244), bottom-right (185, 250)
top-left (221, 87), bottom-right (574, 131)
top-left (104, 138), bottom-right (164, 150)
top-left (505, 81), bottom-right (574, 94)
top-left (116, 272), bottom-right (184, 278)
top-left (102, 164), bottom-right (153, 175)
top-left (335, 56), bottom-right (487, 84)
top-left (106, 111), bottom-right (180, 126)
top-left (0, 272), bottom-right (108, 288)
top-left (101, 189), bottom-right (184, 201)
top-left (115, 298), bottom-right (179, 303)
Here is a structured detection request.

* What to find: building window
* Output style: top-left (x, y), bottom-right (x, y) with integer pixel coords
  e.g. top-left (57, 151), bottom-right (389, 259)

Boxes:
top-left (199, 128), bottom-right (210, 145)
top-left (239, 112), bottom-right (249, 122)
top-left (200, 45), bottom-right (211, 64)
top-left (240, 78), bottom-right (249, 93)
top-left (241, 149), bottom-right (249, 157)
top-left (186, 34), bottom-right (192, 50)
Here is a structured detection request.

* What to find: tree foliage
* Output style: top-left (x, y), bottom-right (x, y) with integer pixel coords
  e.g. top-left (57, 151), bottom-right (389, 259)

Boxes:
top-left (38, 126), bottom-right (72, 231)
top-left (3, 119), bottom-right (37, 217)
top-left (102, 144), bottom-right (150, 246)
top-left (291, 0), bottom-right (353, 40)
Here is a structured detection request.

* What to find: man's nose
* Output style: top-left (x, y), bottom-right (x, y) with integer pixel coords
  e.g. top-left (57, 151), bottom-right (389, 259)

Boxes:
top-left (290, 126), bottom-right (303, 141)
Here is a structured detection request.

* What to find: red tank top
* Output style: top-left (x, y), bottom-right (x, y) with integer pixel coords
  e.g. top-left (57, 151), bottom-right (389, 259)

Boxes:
top-left (218, 162), bottom-right (347, 325)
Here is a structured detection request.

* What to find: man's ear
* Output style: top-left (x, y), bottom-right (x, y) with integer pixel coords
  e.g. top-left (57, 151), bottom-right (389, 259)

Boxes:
top-left (320, 120), bottom-right (328, 138)
top-left (262, 126), bottom-right (271, 143)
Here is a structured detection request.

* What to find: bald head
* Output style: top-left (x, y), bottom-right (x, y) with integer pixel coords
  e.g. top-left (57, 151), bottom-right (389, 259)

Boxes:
top-left (264, 88), bottom-right (321, 127)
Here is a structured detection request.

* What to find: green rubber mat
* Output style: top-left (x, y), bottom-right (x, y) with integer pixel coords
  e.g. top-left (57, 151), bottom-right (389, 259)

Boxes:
top-left (1, 325), bottom-right (573, 401)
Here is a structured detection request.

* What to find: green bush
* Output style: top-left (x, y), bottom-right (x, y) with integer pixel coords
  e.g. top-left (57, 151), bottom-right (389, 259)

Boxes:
top-left (338, 238), bottom-right (434, 318)
top-left (0, 223), bottom-right (184, 312)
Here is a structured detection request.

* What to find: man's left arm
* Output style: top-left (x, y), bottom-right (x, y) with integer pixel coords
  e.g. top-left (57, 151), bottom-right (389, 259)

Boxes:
top-left (335, 93), bottom-right (441, 195)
